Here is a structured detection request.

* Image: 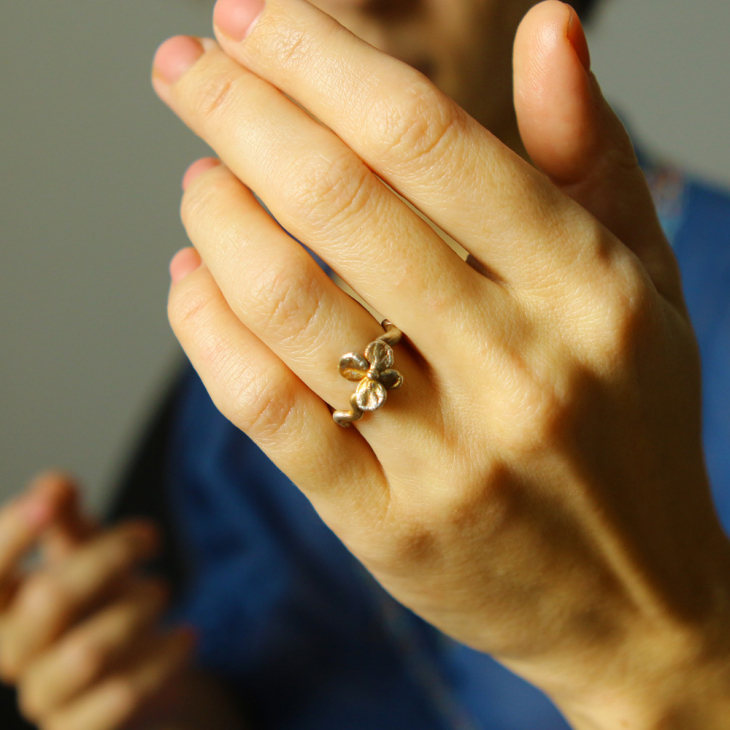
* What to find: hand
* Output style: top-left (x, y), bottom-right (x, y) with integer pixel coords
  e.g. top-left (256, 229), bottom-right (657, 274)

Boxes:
top-left (153, 1), bottom-right (730, 726)
top-left (0, 473), bottom-right (194, 730)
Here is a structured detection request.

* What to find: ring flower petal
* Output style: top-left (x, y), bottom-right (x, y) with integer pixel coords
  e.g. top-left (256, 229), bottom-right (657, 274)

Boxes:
top-left (355, 379), bottom-right (388, 412)
top-left (364, 341), bottom-right (394, 371)
top-left (339, 352), bottom-right (370, 381)
top-left (379, 369), bottom-right (404, 390)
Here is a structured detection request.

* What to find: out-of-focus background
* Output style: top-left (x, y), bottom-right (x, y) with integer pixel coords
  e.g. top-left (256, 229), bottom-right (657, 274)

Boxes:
top-left (2, 0), bottom-right (729, 510)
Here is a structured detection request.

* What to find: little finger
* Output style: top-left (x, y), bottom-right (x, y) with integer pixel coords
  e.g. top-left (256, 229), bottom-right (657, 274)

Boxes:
top-left (167, 252), bottom-right (389, 520)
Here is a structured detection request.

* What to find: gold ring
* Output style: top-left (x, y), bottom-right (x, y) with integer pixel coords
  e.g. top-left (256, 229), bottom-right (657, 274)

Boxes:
top-left (333, 320), bottom-right (404, 427)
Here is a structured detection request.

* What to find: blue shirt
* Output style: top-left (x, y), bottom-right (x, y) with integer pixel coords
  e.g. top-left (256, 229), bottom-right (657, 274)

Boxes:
top-left (167, 154), bottom-right (730, 729)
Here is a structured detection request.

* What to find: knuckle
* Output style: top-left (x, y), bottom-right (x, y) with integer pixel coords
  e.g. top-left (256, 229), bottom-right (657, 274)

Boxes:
top-left (369, 472), bottom-right (516, 575)
top-left (225, 365), bottom-right (301, 442)
top-left (507, 395), bottom-right (568, 453)
top-left (168, 276), bottom-right (215, 338)
top-left (193, 70), bottom-right (241, 127)
top-left (363, 79), bottom-right (459, 170)
top-left (286, 149), bottom-right (373, 231)
top-left (596, 262), bottom-right (659, 362)
top-left (263, 19), bottom-right (314, 72)
top-left (380, 521), bottom-right (440, 571)
top-left (170, 289), bottom-right (244, 391)
top-left (491, 352), bottom-right (576, 453)
top-left (244, 259), bottom-right (325, 344)
top-left (180, 170), bottom-right (236, 236)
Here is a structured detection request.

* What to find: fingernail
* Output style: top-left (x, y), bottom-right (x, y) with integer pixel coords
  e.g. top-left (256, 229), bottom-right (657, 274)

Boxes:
top-left (567, 7), bottom-right (591, 72)
top-left (170, 248), bottom-right (202, 284)
top-left (214, 0), bottom-right (265, 42)
top-left (153, 36), bottom-right (204, 85)
top-left (182, 158), bottom-right (221, 191)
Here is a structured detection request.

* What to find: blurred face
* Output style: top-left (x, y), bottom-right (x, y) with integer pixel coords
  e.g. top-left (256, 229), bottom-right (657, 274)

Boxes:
top-left (308, 0), bottom-right (536, 146)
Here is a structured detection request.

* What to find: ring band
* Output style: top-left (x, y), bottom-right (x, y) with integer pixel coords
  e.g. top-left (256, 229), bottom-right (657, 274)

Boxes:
top-left (333, 320), bottom-right (404, 427)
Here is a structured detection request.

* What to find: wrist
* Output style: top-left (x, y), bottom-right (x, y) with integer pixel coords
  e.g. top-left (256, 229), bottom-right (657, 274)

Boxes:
top-left (554, 535), bottom-right (730, 730)
top-left (558, 652), bottom-right (730, 730)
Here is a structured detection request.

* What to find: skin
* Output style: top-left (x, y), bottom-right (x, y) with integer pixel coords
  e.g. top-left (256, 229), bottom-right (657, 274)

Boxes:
top-left (152, 0), bottom-right (730, 728)
top-left (6, 0), bottom-right (728, 728)
top-left (296, 0), bottom-right (534, 155)
top-left (0, 473), bottom-right (196, 730)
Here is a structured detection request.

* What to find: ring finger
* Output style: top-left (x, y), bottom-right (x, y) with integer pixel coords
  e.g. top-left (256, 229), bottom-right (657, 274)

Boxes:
top-left (167, 254), bottom-right (391, 525)
top-left (179, 159), bottom-right (440, 455)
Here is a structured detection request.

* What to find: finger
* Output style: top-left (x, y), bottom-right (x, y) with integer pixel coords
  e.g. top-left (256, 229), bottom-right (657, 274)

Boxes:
top-left (513, 0), bottom-right (683, 305)
top-left (167, 253), bottom-right (388, 521)
top-left (18, 579), bottom-right (168, 723)
top-left (42, 477), bottom-right (99, 564)
top-left (179, 160), bottom-right (444, 457)
top-left (206, 0), bottom-right (616, 288)
top-left (0, 471), bottom-right (74, 585)
top-left (0, 521), bottom-right (159, 679)
top-left (35, 628), bottom-right (195, 730)
top-left (152, 35), bottom-right (489, 352)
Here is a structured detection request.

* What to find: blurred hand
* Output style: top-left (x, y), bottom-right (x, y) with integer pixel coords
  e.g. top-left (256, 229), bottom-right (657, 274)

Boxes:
top-left (0, 472), bottom-right (195, 730)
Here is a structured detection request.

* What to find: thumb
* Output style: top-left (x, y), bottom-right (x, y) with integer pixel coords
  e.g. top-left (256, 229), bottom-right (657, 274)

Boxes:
top-left (513, 0), bottom-right (682, 305)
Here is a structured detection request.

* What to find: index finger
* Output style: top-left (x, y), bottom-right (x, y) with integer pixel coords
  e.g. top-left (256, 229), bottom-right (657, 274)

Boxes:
top-left (211, 0), bottom-right (610, 286)
top-left (0, 473), bottom-right (73, 579)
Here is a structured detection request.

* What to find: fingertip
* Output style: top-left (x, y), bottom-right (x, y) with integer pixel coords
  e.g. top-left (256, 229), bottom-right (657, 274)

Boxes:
top-left (22, 470), bottom-right (80, 527)
top-left (28, 469), bottom-right (79, 495)
top-left (514, 0), bottom-right (597, 184)
top-left (182, 157), bottom-right (221, 191)
top-left (152, 35), bottom-right (204, 86)
top-left (169, 247), bottom-right (202, 284)
top-left (515, 1), bottom-right (582, 99)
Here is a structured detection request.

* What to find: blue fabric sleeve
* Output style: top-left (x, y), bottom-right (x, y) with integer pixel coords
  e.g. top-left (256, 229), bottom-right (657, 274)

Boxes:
top-left (673, 179), bottom-right (730, 523)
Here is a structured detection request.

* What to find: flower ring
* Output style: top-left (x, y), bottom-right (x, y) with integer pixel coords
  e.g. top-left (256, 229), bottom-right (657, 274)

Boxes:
top-left (333, 320), bottom-right (404, 427)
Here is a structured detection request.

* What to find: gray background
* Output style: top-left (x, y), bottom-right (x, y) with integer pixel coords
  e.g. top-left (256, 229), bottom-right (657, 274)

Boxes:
top-left (2, 0), bottom-right (729, 510)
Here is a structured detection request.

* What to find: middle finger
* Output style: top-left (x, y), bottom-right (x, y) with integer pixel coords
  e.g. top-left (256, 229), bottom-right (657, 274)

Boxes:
top-left (152, 37), bottom-right (493, 360)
